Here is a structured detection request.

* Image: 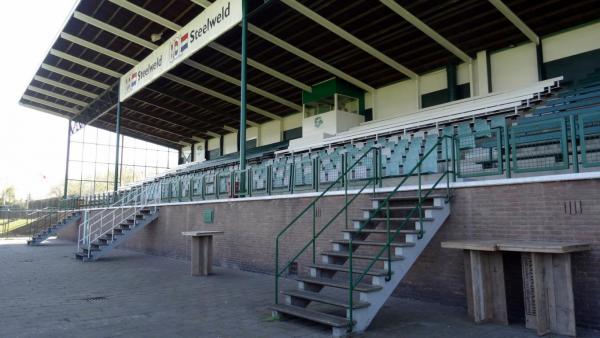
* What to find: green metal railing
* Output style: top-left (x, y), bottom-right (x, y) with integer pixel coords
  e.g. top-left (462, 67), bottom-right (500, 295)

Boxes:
top-left (274, 147), bottom-right (382, 305)
top-left (346, 136), bottom-right (455, 330)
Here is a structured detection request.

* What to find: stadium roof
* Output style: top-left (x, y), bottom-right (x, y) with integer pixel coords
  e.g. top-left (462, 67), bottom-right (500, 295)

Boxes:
top-left (19, 0), bottom-right (600, 149)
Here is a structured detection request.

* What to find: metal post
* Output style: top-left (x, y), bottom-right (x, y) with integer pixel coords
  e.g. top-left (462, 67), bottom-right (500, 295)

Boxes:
top-left (570, 115), bottom-right (579, 173)
top-left (114, 97), bottom-right (122, 192)
top-left (312, 204), bottom-right (316, 264)
top-left (446, 63), bottom-right (457, 102)
top-left (238, 0), bottom-right (248, 192)
top-left (63, 120), bottom-right (72, 199)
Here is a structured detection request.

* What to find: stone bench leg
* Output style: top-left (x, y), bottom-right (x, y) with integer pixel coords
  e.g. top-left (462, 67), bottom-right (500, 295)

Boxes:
top-left (191, 236), bottom-right (213, 276)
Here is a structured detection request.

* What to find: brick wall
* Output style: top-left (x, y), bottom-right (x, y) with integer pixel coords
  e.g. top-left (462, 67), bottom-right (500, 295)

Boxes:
top-left (396, 179), bottom-right (600, 328)
top-left (59, 179), bottom-right (600, 328)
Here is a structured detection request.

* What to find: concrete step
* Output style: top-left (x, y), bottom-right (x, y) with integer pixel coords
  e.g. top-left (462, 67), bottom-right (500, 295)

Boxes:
top-left (75, 252), bottom-right (93, 260)
top-left (361, 206), bottom-right (442, 211)
top-left (322, 251), bottom-right (404, 261)
top-left (295, 276), bottom-right (382, 293)
top-left (270, 304), bottom-right (350, 328)
top-left (331, 240), bottom-right (414, 248)
top-left (282, 289), bottom-right (369, 309)
top-left (342, 229), bottom-right (420, 234)
top-left (354, 217), bottom-right (433, 222)
top-left (371, 195), bottom-right (445, 202)
top-left (309, 263), bottom-right (389, 277)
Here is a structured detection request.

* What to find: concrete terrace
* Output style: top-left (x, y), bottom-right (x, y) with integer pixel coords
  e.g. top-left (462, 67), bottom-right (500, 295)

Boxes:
top-left (0, 238), bottom-right (598, 338)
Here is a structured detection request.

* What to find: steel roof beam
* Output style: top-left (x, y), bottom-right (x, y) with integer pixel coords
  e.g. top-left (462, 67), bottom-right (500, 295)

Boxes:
top-left (246, 24), bottom-right (375, 92)
top-left (282, 0), bottom-right (417, 78)
top-left (162, 73), bottom-right (282, 120)
top-left (208, 42), bottom-right (311, 92)
top-left (122, 102), bottom-right (202, 133)
top-left (21, 95), bottom-right (80, 115)
top-left (49, 49), bottom-right (123, 78)
top-left (33, 75), bottom-right (99, 99)
top-left (119, 111), bottom-right (195, 141)
top-left (223, 125), bottom-right (238, 133)
top-left (489, 0), bottom-right (539, 45)
top-left (74, 83), bottom-right (119, 125)
top-left (19, 101), bottom-right (73, 119)
top-left (27, 86), bottom-right (89, 107)
top-left (190, 0), bottom-right (212, 8)
top-left (73, 9), bottom-right (283, 120)
top-left (73, 11), bottom-right (156, 49)
top-left (60, 33), bottom-right (273, 127)
top-left (105, 0), bottom-right (305, 108)
top-left (60, 32), bottom-right (139, 65)
top-left (205, 131), bottom-right (221, 138)
top-left (379, 0), bottom-right (472, 63)
top-left (190, 0), bottom-right (375, 90)
top-left (187, 0), bottom-right (312, 91)
top-left (94, 119), bottom-right (182, 149)
top-left (132, 87), bottom-right (238, 131)
top-left (184, 60), bottom-right (302, 111)
top-left (41, 63), bottom-right (111, 90)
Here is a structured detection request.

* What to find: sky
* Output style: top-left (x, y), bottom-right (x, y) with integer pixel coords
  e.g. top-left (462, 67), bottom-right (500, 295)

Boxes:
top-left (0, 0), bottom-right (78, 200)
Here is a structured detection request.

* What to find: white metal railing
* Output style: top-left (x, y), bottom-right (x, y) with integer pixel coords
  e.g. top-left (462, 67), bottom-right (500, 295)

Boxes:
top-left (77, 182), bottom-right (160, 258)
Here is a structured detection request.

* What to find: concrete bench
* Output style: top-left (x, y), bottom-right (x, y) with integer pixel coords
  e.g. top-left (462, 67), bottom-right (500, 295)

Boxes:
top-left (182, 231), bottom-right (224, 276)
top-left (442, 239), bottom-right (591, 336)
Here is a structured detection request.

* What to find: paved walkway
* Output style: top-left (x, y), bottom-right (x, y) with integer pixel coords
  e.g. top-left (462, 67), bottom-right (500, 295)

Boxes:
top-left (0, 238), bottom-right (598, 338)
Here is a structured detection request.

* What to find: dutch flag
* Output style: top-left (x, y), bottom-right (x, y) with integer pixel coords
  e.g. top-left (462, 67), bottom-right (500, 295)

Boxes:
top-left (131, 72), bottom-right (137, 87)
top-left (180, 33), bottom-right (189, 53)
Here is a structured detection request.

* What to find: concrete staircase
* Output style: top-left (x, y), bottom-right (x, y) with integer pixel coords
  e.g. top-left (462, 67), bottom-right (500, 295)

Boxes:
top-left (75, 208), bottom-right (159, 261)
top-left (271, 193), bottom-right (450, 336)
top-left (27, 212), bottom-right (81, 246)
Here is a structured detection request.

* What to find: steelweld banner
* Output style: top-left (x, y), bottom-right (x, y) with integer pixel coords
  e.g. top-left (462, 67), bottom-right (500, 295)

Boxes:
top-left (119, 0), bottom-right (242, 101)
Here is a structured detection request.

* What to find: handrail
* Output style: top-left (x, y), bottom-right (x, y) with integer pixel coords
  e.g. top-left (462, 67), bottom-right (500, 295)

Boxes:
top-left (77, 181), bottom-right (160, 258)
top-left (274, 146), bottom-right (382, 304)
top-left (347, 135), bottom-right (455, 330)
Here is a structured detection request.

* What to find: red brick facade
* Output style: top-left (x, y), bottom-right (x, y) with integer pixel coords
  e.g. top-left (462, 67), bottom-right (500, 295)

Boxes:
top-left (59, 179), bottom-right (600, 328)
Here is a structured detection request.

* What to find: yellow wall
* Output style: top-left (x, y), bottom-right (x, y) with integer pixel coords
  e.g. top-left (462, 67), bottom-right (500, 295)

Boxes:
top-left (260, 119), bottom-right (282, 145)
top-left (543, 21), bottom-right (600, 62)
top-left (490, 42), bottom-right (538, 92)
top-left (208, 137), bottom-right (220, 151)
top-left (283, 113), bottom-right (302, 131)
top-left (374, 78), bottom-right (418, 120)
top-left (223, 133), bottom-right (237, 155)
top-left (201, 22), bottom-right (598, 153)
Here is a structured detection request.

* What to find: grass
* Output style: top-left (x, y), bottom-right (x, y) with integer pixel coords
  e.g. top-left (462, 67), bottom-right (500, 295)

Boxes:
top-left (1, 218), bottom-right (34, 234)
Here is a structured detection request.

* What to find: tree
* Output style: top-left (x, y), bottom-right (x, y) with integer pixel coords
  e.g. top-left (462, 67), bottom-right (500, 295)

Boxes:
top-left (1, 186), bottom-right (16, 205)
top-left (49, 185), bottom-right (63, 198)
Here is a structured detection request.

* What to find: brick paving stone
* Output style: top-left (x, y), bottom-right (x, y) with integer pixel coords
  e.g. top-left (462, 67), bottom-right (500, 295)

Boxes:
top-left (1, 237), bottom-right (599, 338)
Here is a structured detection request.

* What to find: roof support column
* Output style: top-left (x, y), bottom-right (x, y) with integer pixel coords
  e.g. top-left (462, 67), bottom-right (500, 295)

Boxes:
top-left (447, 63), bottom-right (457, 102)
top-left (63, 120), bottom-right (72, 199)
top-left (239, 0), bottom-right (248, 192)
top-left (113, 97), bottom-right (122, 192)
top-left (536, 41), bottom-right (545, 81)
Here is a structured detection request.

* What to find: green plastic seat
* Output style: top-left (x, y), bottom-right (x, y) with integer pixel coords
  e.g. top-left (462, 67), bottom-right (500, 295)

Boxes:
top-left (458, 122), bottom-right (475, 149)
top-left (474, 118), bottom-right (491, 136)
top-left (403, 137), bottom-right (423, 174)
top-left (441, 126), bottom-right (454, 160)
top-left (422, 134), bottom-right (439, 173)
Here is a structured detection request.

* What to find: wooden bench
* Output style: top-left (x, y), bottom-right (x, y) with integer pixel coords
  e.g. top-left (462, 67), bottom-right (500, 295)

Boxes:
top-left (182, 231), bottom-right (224, 276)
top-left (442, 240), bottom-right (591, 336)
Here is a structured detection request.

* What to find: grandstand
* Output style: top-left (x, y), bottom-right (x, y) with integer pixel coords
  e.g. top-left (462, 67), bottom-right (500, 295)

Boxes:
top-left (14, 0), bottom-right (600, 336)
